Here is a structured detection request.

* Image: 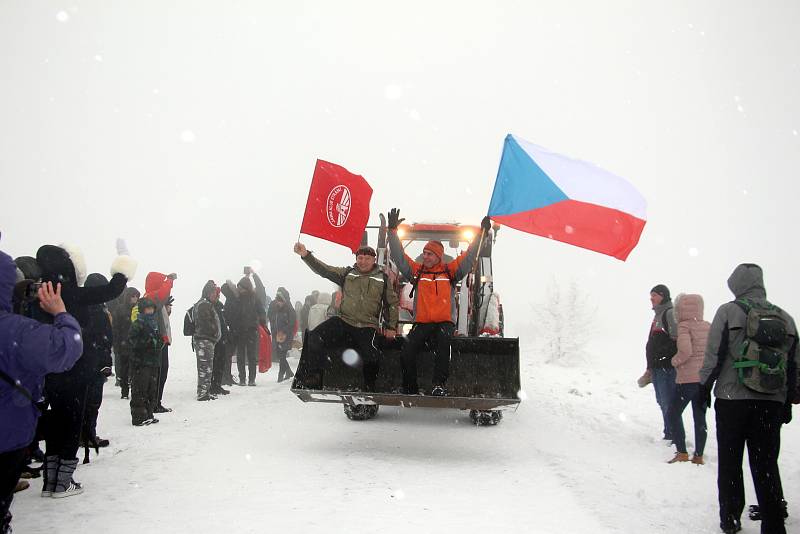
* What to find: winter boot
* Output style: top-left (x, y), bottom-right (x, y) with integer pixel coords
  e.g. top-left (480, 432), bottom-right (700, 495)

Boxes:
top-left (691, 454), bottom-right (704, 465)
top-left (51, 458), bottom-right (83, 498)
top-left (719, 518), bottom-right (741, 534)
top-left (667, 452), bottom-right (690, 464)
top-left (14, 480), bottom-right (30, 493)
top-left (40, 455), bottom-right (58, 497)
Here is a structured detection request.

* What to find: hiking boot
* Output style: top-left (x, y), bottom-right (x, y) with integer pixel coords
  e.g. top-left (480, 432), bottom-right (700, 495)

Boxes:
top-left (147, 417), bottom-right (159, 424)
top-left (720, 518), bottom-right (741, 533)
top-left (14, 480), bottom-right (30, 493)
top-left (198, 394), bottom-right (214, 401)
top-left (691, 454), bottom-right (704, 465)
top-left (667, 452), bottom-right (690, 464)
top-left (41, 455), bottom-right (58, 497)
top-left (51, 458), bottom-right (83, 499)
top-left (431, 385), bottom-right (447, 397)
top-left (211, 385), bottom-right (230, 395)
top-left (153, 405), bottom-right (172, 413)
top-left (248, 380), bottom-right (256, 386)
top-left (132, 419), bottom-right (151, 427)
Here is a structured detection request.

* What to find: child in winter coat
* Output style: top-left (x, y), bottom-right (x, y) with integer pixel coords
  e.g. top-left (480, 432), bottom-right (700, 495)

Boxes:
top-left (666, 294), bottom-right (711, 464)
top-left (128, 298), bottom-right (164, 426)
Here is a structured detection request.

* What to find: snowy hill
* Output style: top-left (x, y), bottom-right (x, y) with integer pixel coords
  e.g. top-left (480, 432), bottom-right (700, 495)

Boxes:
top-left (12, 345), bottom-right (799, 533)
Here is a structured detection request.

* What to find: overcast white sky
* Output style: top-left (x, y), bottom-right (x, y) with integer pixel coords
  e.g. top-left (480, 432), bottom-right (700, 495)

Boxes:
top-left (1, 1), bottom-right (798, 366)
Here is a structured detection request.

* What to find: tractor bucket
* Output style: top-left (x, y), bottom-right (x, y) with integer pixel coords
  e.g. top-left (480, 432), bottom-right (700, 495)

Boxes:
top-left (291, 332), bottom-right (521, 411)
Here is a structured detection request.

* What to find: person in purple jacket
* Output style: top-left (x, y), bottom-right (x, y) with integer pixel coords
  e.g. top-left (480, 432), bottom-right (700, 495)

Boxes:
top-left (0, 248), bottom-right (83, 533)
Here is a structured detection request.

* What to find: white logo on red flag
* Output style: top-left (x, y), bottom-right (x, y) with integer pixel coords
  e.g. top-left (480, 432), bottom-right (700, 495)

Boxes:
top-left (326, 185), bottom-right (351, 228)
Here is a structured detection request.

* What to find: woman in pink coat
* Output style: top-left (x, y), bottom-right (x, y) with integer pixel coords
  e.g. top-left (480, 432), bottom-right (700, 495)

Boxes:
top-left (666, 293), bottom-right (711, 464)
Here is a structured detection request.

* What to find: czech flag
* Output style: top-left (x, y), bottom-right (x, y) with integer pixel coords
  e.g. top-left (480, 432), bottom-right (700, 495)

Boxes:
top-left (487, 134), bottom-right (646, 261)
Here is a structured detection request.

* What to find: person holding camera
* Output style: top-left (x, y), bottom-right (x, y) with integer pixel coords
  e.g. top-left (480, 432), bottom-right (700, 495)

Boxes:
top-left (1, 249), bottom-right (84, 530)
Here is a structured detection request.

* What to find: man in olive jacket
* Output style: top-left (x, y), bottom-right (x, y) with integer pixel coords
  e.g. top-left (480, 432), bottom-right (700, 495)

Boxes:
top-left (294, 242), bottom-right (399, 391)
top-left (699, 263), bottom-right (798, 534)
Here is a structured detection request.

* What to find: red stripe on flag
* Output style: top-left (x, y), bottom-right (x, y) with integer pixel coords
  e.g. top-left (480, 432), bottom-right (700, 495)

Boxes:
top-left (300, 160), bottom-right (373, 253)
top-left (491, 199), bottom-right (646, 261)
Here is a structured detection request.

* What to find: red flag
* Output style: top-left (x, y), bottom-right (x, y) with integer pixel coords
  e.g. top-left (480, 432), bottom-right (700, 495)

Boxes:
top-left (300, 159), bottom-right (373, 252)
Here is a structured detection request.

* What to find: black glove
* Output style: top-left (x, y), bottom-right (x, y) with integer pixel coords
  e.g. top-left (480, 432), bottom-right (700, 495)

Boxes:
top-left (700, 382), bottom-right (712, 409)
top-left (481, 216), bottom-right (491, 232)
top-left (387, 208), bottom-right (404, 230)
top-left (783, 402), bottom-right (793, 424)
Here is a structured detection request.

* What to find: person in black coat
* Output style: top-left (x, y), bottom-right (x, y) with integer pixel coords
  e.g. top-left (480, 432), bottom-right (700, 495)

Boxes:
top-left (81, 273), bottom-right (114, 449)
top-left (36, 244), bottom-right (135, 498)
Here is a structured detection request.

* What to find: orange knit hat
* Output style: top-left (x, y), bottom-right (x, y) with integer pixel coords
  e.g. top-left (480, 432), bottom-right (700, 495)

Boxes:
top-left (423, 241), bottom-right (444, 261)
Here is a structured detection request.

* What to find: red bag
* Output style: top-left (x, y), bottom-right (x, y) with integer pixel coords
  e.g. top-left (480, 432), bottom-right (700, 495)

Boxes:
top-left (258, 325), bottom-right (272, 373)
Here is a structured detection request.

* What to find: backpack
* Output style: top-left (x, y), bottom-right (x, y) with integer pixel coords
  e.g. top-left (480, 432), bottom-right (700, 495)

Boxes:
top-left (183, 305), bottom-right (196, 336)
top-left (732, 299), bottom-right (790, 394)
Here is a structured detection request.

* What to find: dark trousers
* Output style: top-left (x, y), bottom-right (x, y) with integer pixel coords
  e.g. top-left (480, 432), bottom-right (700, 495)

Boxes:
top-left (116, 347), bottom-right (132, 396)
top-left (130, 364), bottom-right (160, 424)
top-left (212, 339), bottom-right (228, 388)
top-left (715, 399), bottom-right (786, 533)
top-left (44, 376), bottom-right (88, 460)
top-left (306, 317), bottom-right (380, 389)
top-left (85, 375), bottom-right (105, 440)
top-left (277, 349), bottom-right (294, 382)
top-left (236, 329), bottom-right (259, 384)
top-left (157, 345), bottom-right (169, 405)
top-left (401, 322), bottom-right (454, 391)
top-left (666, 382), bottom-right (707, 455)
top-left (0, 448), bottom-right (26, 534)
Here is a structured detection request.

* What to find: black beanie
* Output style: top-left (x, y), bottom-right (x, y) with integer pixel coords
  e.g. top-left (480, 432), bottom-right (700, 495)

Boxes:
top-left (650, 284), bottom-right (670, 301)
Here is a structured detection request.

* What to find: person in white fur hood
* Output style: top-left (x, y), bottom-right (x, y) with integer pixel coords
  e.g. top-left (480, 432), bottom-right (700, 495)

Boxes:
top-left (34, 240), bottom-right (136, 499)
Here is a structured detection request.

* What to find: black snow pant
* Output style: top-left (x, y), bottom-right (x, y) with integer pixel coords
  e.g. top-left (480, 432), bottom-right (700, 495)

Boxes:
top-left (306, 317), bottom-right (380, 390)
top-left (236, 329), bottom-right (259, 384)
top-left (715, 399), bottom-right (786, 534)
top-left (157, 344), bottom-right (169, 406)
top-left (85, 375), bottom-right (105, 440)
top-left (0, 447), bottom-right (26, 534)
top-left (401, 322), bottom-right (454, 392)
top-left (130, 364), bottom-right (160, 425)
top-left (44, 374), bottom-right (89, 461)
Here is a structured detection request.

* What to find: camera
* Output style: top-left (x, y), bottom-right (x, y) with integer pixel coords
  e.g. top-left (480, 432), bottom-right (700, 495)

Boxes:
top-left (24, 281), bottom-right (42, 301)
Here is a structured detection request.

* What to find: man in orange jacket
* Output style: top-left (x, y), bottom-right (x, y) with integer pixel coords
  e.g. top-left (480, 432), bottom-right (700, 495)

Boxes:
top-left (387, 208), bottom-right (490, 395)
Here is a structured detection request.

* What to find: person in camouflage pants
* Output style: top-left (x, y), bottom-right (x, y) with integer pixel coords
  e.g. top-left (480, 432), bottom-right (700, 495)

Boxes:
top-left (128, 298), bottom-right (164, 426)
top-left (192, 281), bottom-right (222, 401)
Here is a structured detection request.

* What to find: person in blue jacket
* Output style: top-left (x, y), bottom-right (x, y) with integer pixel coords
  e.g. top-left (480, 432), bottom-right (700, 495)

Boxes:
top-left (0, 248), bottom-right (83, 532)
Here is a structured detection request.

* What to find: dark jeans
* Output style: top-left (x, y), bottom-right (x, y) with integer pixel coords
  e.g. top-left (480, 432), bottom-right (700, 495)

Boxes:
top-left (401, 322), bottom-right (454, 391)
top-left (652, 367), bottom-right (677, 439)
top-left (157, 345), bottom-right (169, 405)
top-left (306, 317), bottom-right (380, 389)
top-left (0, 448), bottom-right (26, 534)
top-left (666, 382), bottom-right (707, 455)
top-left (277, 349), bottom-right (294, 382)
top-left (43, 375), bottom-right (88, 460)
top-left (236, 329), bottom-right (259, 384)
top-left (715, 399), bottom-right (786, 533)
top-left (212, 339), bottom-right (228, 388)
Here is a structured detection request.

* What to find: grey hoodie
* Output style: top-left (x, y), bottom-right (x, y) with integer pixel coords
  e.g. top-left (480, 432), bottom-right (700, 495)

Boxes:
top-left (699, 264), bottom-right (798, 403)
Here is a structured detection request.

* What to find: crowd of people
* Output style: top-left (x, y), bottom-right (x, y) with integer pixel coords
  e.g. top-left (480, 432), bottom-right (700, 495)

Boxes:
top-left (0, 239), bottom-right (334, 532)
top-left (640, 266), bottom-right (798, 534)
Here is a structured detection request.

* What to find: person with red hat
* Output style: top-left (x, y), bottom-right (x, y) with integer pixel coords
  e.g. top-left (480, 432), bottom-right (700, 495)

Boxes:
top-left (387, 209), bottom-right (491, 395)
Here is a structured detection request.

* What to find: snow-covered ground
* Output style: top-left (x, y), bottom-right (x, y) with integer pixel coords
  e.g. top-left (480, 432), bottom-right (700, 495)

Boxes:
top-left (12, 345), bottom-right (800, 534)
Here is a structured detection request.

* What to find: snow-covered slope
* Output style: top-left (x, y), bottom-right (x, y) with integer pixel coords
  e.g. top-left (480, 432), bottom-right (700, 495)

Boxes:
top-left (12, 345), bottom-right (799, 533)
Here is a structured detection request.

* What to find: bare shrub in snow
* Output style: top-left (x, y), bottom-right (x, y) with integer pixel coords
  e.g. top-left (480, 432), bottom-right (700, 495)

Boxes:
top-left (531, 278), bottom-right (596, 365)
